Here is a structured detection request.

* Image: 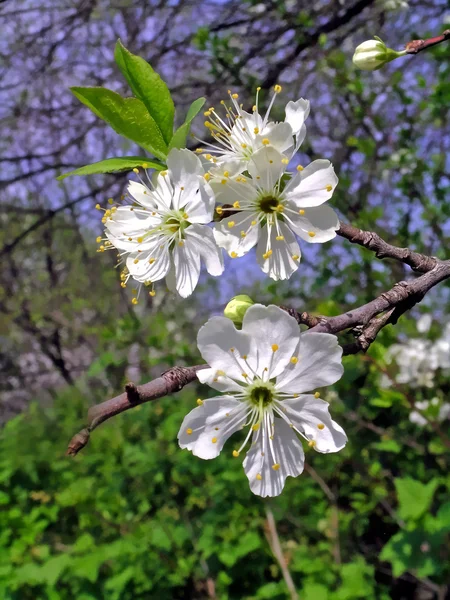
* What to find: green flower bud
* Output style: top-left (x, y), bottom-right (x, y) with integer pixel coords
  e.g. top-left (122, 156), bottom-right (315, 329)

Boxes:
top-left (352, 37), bottom-right (406, 71)
top-left (224, 295), bottom-right (254, 325)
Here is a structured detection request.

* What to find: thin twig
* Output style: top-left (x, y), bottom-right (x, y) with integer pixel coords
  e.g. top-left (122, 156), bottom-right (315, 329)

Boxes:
top-left (264, 506), bottom-right (298, 600)
top-left (404, 29), bottom-right (450, 54)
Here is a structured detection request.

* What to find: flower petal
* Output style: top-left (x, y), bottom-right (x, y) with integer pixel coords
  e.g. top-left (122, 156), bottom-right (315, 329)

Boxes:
top-left (285, 159), bottom-right (338, 207)
top-left (178, 397), bottom-right (248, 459)
top-left (127, 181), bottom-right (159, 209)
top-left (286, 203), bottom-right (339, 243)
top-left (214, 212), bottom-right (260, 257)
top-left (197, 316), bottom-right (254, 382)
top-left (247, 146), bottom-right (285, 190)
top-left (184, 181), bottom-right (215, 223)
top-left (185, 224), bottom-right (224, 276)
top-left (242, 304), bottom-right (300, 379)
top-left (255, 122), bottom-right (294, 155)
top-left (167, 148), bottom-right (203, 209)
top-left (197, 367), bottom-right (246, 393)
top-left (126, 241), bottom-right (171, 283)
top-left (172, 236), bottom-right (201, 297)
top-left (243, 416), bottom-right (305, 497)
top-left (276, 332), bottom-right (343, 394)
top-left (256, 221), bottom-right (300, 280)
top-left (285, 98), bottom-right (310, 141)
top-left (280, 395), bottom-right (347, 453)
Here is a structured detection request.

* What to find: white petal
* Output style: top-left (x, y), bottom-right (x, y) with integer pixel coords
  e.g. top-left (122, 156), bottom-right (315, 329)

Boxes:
top-left (197, 367), bottom-right (246, 393)
top-left (241, 304), bottom-right (300, 379)
top-left (208, 158), bottom-right (246, 179)
top-left (127, 181), bottom-right (158, 209)
top-left (183, 180), bottom-right (215, 223)
top-left (256, 221), bottom-right (300, 280)
top-left (185, 224), bottom-right (224, 276)
top-left (285, 98), bottom-right (310, 151)
top-left (276, 332), bottom-right (343, 394)
top-left (285, 160), bottom-right (338, 207)
top-left (213, 212), bottom-right (260, 256)
top-left (280, 395), bottom-right (347, 453)
top-left (247, 146), bottom-right (285, 190)
top-left (167, 149), bottom-right (204, 210)
top-left (172, 236), bottom-right (201, 297)
top-left (255, 122), bottom-right (294, 154)
top-left (197, 316), bottom-right (254, 383)
top-left (178, 397), bottom-right (248, 459)
top-left (286, 204), bottom-right (339, 243)
top-left (126, 241), bottom-right (171, 283)
top-left (243, 417), bottom-right (304, 497)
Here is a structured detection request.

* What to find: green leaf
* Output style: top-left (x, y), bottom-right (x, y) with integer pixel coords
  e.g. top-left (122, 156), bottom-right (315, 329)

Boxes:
top-left (71, 87), bottom-right (168, 160)
top-left (114, 40), bottom-right (174, 145)
top-left (395, 477), bottom-right (439, 521)
top-left (169, 97), bottom-right (206, 150)
top-left (380, 529), bottom-right (443, 578)
top-left (57, 157), bottom-right (165, 181)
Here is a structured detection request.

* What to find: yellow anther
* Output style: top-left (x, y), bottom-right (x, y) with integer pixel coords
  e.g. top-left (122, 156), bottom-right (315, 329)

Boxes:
top-left (275, 205), bottom-right (284, 213)
top-left (96, 236), bottom-right (102, 243)
top-left (256, 473), bottom-right (262, 480)
top-left (186, 428), bottom-right (193, 435)
top-left (314, 392), bottom-right (320, 398)
top-left (230, 251), bottom-right (238, 258)
top-left (180, 186), bottom-right (185, 191)
top-left (292, 254), bottom-right (300, 261)
top-left (262, 138), bottom-right (270, 146)
top-left (149, 290), bottom-right (156, 297)
top-left (242, 354), bottom-right (247, 359)
top-left (120, 282), bottom-right (126, 288)
top-left (233, 201), bottom-right (240, 209)
top-left (221, 179), bottom-right (227, 185)
top-left (252, 105), bottom-right (257, 112)
top-left (240, 231), bottom-right (246, 238)
top-left (216, 206), bottom-right (223, 215)
top-left (149, 258), bottom-right (156, 264)
top-left (230, 347), bottom-right (235, 352)
top-left (205, 153), bottom-right (212, 160)
top-left (299, 209), bottom-right (305, 216)
top-left (204, 110), bottom-right (211, 116)
top-left (251, 220), bottom-right (257, 226)
top-left (296, 165), bottom-right (304, 172)
top-left (133, 258), bottom-right (139, 264)
top-left (317, 424), bottom-right (325, 430)
top-left (231, 93), bottom-right (239, 99)
top-left (95, 203), bottom-right (101, 210)
top-left (137, 237), bottom-right (143, 243)
top-left (196, 398), bottom-right (203, 406)
top-left (281, 158), bottom-right (289, 164)
top-left (274, 84), bottom-right (282, 93)
top-left (254, 127), bottom-right (259, 134)
top-left (290, 357), bottom-right (298, 364)
top-left (252, 423), bottom-right (260, 431)
top-left (269, 160), bottom-right (273, 164)
top-left (271, 344), bottom-right (279, 352)
top-left (204, 121), bottom-right (213, 128)
top-left (204, 173), bottom-right (211, 181)
top-left (293, 393), bottom-right (299, 398)
top-left (111, 206), bottom-right (117, 213)
top-left (272, 463), bottom-right (280, 471)
top-left (142, 163), bottom-right (148, 168)
top-left (183, 212), bottom-right (189, 219)
top-left (228, 221), bottom-right (235, 228)
top-left (216, 370), bottom-right (225, 376)
top-left (326, 185), bottom-right (332, 192)
top-left (211, 437), bottom-right (218, 444)
top-left (131, 298), bottom-right (138, 305)
top-left (241, 143), bottom-right (247, 149)
top-left (178, 240), bottom-right (184, 246)
top-left (242, 373), bottom-right (248, 378)
top-left (133, 168), bottom-right (140, 174)
top-left (101, 217), bottom-right (107, 224)
top-left (233, 450), bottom-right (240, 457)
top-left (276, 235), bottom-right (284, 241)
top-left (223, 171), bottom-right (230, 177)
top-left (308, 231), bottom-right (316, 238)
top-left (308, 440), bottom-right (316, 448)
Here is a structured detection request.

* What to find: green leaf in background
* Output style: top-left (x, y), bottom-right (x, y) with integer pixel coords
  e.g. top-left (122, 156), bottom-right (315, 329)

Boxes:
top-left (57, 157), bottom-right (165, 180)
top-left (395, 477), bottom-right (439, 521)
top-left (114, 40), bottom-right (175, 145)
top-left (71, 87), bottom-right (168, 160)
top-left (380, 529), bottom-right (443, 578)
top-left (169, 97), bottom-right (206, 150)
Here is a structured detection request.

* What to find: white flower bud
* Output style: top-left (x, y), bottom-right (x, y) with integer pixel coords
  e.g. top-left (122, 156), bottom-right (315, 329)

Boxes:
top-left (352, 38), bottom-right (406, 71)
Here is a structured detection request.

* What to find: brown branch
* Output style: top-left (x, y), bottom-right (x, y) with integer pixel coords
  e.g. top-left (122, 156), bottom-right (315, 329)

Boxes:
top-left (264, 506), bottom-right (298, 600)
top-left (337, 222), bottom-right (437, 273)
top-left (66, 365), bottom-right (206, 456)
top-left (405, 29), bottom-right (450, 55)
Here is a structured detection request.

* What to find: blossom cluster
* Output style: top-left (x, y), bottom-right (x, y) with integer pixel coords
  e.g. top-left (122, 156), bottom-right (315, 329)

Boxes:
top-left (97, 87), bottom-right (339, 300)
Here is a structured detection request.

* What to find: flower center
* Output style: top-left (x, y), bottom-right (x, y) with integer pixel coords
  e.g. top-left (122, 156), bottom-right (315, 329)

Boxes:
top-left (162, 210), bottom-right (189, 234)
top-left (258, 194), bottom-right (281, 214)
top-left (248, 382), bottom-right (275, 407)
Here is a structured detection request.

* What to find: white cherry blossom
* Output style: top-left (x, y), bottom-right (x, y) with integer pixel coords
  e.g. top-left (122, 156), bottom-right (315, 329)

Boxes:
top-left (178, 305), bottom-right (347, 497)
top-left (100, 149), bottom-right (224, 300)
top-left (197, 86), bottom-right (310, 176)
top-left (213, 146), bottom-right (339, 280)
